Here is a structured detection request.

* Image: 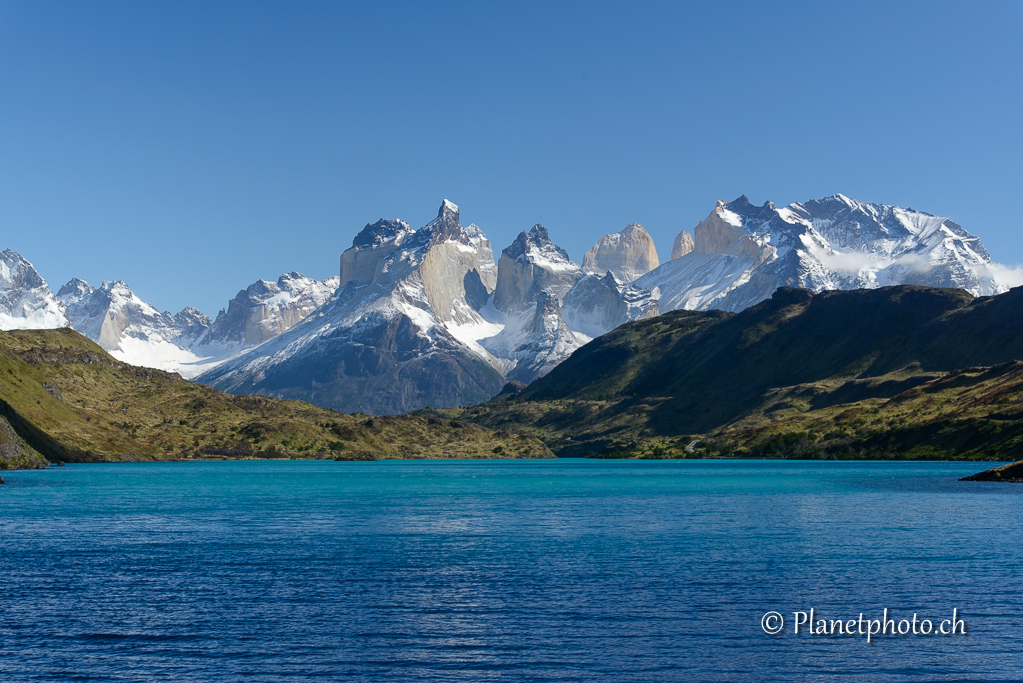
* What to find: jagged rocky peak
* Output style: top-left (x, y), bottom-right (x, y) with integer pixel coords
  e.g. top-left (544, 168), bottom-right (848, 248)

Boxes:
top-left (671, 230), bottom-right (694, 259)
top-left (424, 198), bottom-right (461, 240)
top-left (402, 199), bottom-right (498, 323)
top-left (0, 249), bottom-right (70, 331)
top-left (57, 277), bottom-right (95, 301)
top-left (494, 224), bottom-right (583, 312)
top-left (630, 192), bottom-right (1010, 317)
top-left (339, 199), bottom-right (496, 300)
top-left (201, 199), bottom-right (508, 414)
top-left (174, 307), bottom-right (213, 339)
top-left (62, 279), bottom-right (168, 340)
top-left (57, 278), bottom-right (214, 374)
top-left (351, 219), bottom-right (414, 249)
top-left (582, 223), bottom-right (660, 283)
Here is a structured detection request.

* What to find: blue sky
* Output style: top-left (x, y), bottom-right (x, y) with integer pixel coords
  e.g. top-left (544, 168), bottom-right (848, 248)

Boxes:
top-left (1, 1), bottom-right (1021, 315)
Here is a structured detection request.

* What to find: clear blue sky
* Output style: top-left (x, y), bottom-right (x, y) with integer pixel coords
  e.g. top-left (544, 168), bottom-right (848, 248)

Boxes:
top-left (2, 1), bottom-right (1021, 316)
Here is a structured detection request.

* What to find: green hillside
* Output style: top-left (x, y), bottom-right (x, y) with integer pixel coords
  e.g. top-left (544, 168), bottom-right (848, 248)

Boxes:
top-left (451, 285), bottom-right (1023, 462)
top-left (0, 328), bottom-right (552, 469)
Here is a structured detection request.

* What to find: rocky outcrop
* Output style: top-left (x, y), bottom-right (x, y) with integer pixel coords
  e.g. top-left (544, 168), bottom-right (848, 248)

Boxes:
top-left (960, 461), bottom-right (1023, 482)
top-left (0, 250), bottom-right (69, 331)
top-left (339, 219), bottom-right (415, 289)
top-left (671, 230), bottom-right (694, 260)
top-left (582, 223), bottom-right (660, 283)
top-left (0, 413), bottom-right (48, 470)
top-left (506, 290), bottom-right (582, 383)
top-left (416, 201), bottom-right (498, 324)
top-left (518, 291), bottom-right (578, 380)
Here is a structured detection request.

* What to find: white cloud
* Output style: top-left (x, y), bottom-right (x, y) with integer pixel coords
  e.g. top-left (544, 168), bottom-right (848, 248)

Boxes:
top-left (976, 262), bottom-right (1023, 288)
top-left (806, 244), bottom-right (933, 277)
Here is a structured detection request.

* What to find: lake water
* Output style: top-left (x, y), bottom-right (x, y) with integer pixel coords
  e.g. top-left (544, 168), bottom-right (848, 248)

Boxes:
top-left (1, 459), bottom-right (1021, 682)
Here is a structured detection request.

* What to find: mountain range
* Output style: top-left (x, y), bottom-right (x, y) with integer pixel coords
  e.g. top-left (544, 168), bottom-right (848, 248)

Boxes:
top-left (1, 194), bottom-right (1014, 414)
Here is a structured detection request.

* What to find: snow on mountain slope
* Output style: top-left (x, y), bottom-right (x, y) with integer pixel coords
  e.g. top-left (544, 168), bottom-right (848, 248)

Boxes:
top-left (54, 272), bottom-right (339, 379)
top-left (198, 201), bottom-right (602, 412)
top-left (198, 193), bottom-right (1013, 413)
top-left (0, 249), bottom-right (70, 330)
top-left (622, 194), bottom-right (1008, 316)
top-left (562, 272), bottom-right (658, 338)
top-left (15, 192), bottom-right (1008, 415)
top-left (198, 200), bottom-right (510, 414)
top-left (506, 289), bottom-right (588, 382)
top-left (475, 223), bottom-right (590, 381)
top-left (57, 279), bottom-right (212, 375)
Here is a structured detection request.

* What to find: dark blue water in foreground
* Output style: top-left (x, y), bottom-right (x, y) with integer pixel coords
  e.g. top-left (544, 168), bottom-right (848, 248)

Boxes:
top-left (2, 460), bottom-right (1022, 682)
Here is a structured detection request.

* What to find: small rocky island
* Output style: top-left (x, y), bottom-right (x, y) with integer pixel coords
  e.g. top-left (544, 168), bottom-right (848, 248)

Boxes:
top-left (960, 461), bottom-right (1023, 482)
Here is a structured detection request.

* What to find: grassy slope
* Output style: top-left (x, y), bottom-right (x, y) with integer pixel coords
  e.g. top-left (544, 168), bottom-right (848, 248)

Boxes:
top-left (0, 329), bottom-right (552, 469)
top-left (449, 286), bottom-right (1023, 462)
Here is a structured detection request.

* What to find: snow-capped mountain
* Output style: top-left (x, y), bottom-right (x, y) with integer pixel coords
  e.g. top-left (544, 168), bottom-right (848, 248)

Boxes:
top-left (198, 200), bottom-right (510, 413)
top-left (493, 224), bottom-right (583, 311)
top-left (188, 271), bottom-right (341, 371)
top-left (0, 249), bottom-right (70, 331)
top-left (586, 194), bottom-right (1010, 326)
top-left (54, 272), bottom-right (339, 379)
top-left (199, 202), bottom-right (602, 413)
top-left (58, 279), bottom-right (213, 374)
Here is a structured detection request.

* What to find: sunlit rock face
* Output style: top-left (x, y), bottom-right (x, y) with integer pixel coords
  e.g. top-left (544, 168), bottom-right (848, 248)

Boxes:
top-left (581, 223), bottom-right (660, 283)
top-left (493, 224), bottom-right (583, 312)
top-left (671, 230), bottom-right (694, 260)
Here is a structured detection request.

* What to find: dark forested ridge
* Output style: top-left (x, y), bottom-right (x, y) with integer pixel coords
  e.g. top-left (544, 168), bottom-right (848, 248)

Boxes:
top-left (452, 285), bottom-right (1023, 463)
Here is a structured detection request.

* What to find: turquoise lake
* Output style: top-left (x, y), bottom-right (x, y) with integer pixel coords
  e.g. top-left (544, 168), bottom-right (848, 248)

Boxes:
top-left (1, 459), bottom-right (1021, 681)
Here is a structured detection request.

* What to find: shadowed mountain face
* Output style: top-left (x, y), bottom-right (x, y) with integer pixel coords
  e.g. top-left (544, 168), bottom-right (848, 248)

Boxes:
top-left (210, 311), bottom-right (506, 416)
top-left (513, 284), bottom-right (1023, 438)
